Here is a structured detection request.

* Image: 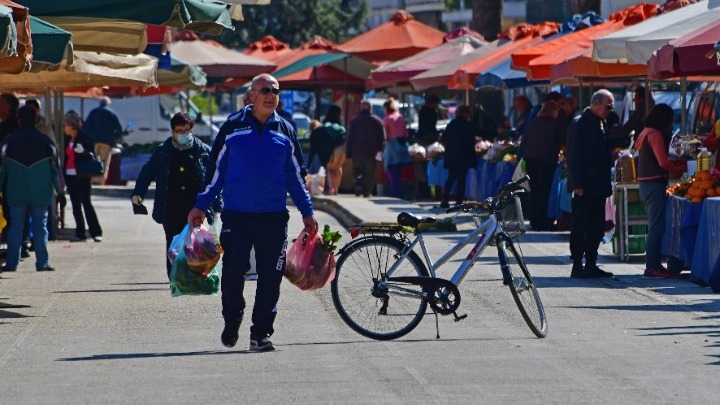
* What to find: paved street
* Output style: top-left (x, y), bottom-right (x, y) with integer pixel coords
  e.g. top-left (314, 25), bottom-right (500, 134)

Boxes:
top-left (1, 192), bottom-right (719, 404)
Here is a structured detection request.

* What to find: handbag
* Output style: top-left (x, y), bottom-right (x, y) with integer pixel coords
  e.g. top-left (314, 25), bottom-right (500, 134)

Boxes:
top-left (75, 154), bottom-right (104, 177)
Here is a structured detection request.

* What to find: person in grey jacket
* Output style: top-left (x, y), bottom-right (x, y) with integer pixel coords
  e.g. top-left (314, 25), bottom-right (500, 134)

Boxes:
top-left (132, 113), bottom-right (219, 277)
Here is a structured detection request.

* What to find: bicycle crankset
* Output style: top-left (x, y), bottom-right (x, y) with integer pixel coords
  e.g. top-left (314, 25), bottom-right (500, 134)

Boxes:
top-left (388, 276), bottom-right (462, 315)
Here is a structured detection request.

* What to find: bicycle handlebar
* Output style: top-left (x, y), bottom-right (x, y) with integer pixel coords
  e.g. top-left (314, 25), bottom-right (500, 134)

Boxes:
top-left (445, 175), bottom-right (529, 215)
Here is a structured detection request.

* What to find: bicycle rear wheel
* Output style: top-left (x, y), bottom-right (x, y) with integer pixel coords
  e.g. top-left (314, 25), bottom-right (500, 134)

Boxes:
top-left (497, 235), bottom-right (547, 338)
top-left (331, 236), bottom-right (429, 340)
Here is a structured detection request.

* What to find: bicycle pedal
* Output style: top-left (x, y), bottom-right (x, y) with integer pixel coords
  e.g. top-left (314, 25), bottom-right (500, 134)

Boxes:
top-left (453, 312), bottom-right (467, 322)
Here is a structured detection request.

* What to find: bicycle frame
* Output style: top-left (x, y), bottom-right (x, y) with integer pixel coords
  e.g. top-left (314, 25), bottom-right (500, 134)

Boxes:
top-left (386, 213), bottom-right (502, 287)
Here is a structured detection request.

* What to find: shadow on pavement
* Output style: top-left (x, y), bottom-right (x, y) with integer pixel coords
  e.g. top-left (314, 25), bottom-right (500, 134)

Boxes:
top-left (58, 350), bottom-right (254, 361)
top-left (0, 309), bottom-right (33, 319)
top-left (54, 288), bottom-right (167, 294)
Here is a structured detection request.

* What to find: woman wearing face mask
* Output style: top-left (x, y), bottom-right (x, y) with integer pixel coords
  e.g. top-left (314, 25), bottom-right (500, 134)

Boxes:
top-left (132, 112), bottom-right (220, 277)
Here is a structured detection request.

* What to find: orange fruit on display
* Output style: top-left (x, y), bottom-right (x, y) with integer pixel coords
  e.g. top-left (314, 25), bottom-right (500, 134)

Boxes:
top-left (707, 189), bottom-right (717, 197)
top-left (695, 188), bottom-right (707, 198)
top-left (692, 197), bottom-right (703, 203)
top-left (697, 170), bottom-right (712, 181)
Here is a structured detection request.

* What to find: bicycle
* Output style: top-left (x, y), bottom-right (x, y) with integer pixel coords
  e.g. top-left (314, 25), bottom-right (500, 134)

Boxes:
top-left (330, 175), bottom-right (547, 340)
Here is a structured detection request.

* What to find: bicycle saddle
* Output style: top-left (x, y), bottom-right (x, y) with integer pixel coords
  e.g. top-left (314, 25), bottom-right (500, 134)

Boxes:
top-left (397, 212), bottom-right (436, 228)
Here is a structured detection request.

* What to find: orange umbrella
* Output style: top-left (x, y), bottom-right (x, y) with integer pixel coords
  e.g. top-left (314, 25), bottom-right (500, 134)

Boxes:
top-left (221, 36), bottom-right (340, 89)
top-left (339, 10), bottom-right (445, 63)
top-left (514, 4), bottom-right (658, 81)
top-left (448, 22), bottom-right (560, 90)
top-left (549, 50), bottom-right (648, 84)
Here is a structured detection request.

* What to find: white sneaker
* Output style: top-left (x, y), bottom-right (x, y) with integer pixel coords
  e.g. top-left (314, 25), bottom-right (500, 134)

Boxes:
top-left (249, 337), bottom-right (275, 352)
top-left (93, 236), bottom-right (103, 243)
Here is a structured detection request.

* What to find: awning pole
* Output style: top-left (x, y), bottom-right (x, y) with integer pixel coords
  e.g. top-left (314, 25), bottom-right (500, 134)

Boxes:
top-left (343, 57), bottom-right (349, 125)
top-left (465, 89), bottom-right (469, 105)
top-left (578, 78), bottom-right (584, 109)
top-left (680, 76), bottom-right (687, 133)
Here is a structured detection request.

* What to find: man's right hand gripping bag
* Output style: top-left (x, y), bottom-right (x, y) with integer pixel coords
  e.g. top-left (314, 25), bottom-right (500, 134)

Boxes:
top-left (168, 224), bottom-right (221, 297)
top-left (284, 231), bottom-right (336, 291)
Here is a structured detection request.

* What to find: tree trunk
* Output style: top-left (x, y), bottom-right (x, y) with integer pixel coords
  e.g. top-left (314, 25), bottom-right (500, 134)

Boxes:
top-left (471, 0), bottom-right (503, 41)
top-left (572, 0), bottom-right (600, 14)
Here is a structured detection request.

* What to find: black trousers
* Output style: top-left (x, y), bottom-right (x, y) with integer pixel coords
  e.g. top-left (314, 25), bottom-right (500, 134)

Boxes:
top-left (570, 194), bottom-right (606, 266)
top-left (219, 210), bottom-right (289, 340)
top-left (65, 175), bottom-right (102, 239)
top-left (525, 159), bottom-right (556, 231)
top-left (351, 158), bottom-right (377, 196)
top-left (443, 167), bottom-right (468, 204)
top-left (163, 213), bottom-right (189, 277)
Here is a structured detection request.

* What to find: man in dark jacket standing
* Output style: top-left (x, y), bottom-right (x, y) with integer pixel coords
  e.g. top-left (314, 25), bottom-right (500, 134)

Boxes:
top-left (84, 97), bottom-right (123, 184)
top-left (0, 106), bottom-right (60, 272)
top-left (346, 100), bottom-right (384, 197)
top-left (567, 89), bottom-right (617, 279)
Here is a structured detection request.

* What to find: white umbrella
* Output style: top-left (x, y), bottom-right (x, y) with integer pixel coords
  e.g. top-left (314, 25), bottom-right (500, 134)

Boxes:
top-left (592, 0), bottom-right (718, 63)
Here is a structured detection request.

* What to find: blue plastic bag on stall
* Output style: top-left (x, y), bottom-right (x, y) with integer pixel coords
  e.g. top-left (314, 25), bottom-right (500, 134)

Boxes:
top-left (168, 224), bottom-right (221, 297)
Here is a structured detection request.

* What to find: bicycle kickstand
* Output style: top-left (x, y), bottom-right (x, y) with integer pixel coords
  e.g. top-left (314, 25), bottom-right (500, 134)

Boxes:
top-left (433, 310), bottom-right (440, 339)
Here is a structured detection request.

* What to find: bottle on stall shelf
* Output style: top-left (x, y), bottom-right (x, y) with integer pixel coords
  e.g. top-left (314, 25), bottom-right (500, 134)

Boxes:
top-left (698, 147), bottom-right (712, 172)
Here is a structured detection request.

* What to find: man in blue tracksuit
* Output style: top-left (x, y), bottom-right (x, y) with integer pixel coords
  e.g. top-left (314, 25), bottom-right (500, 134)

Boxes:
top-left (188, 74), bottom-right (318, 352)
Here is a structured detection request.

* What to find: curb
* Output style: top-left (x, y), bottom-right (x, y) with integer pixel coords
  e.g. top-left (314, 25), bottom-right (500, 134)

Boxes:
top-left (306, 196), bottom-right (363, 229)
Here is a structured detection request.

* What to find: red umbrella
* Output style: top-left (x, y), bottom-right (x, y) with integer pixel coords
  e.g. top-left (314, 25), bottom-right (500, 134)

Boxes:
top-left (649, 19), bottom-right (720, 79)
top-left (243, 35), bottom-right (293, 63)
top-left (339, 10), bottom-right (445, 63)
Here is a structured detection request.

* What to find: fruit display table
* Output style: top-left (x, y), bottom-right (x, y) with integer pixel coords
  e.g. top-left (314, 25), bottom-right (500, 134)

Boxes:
top-left (688, 197), bottom-right (720, 292)
top-left (661, 195), bottom-right (703, 269)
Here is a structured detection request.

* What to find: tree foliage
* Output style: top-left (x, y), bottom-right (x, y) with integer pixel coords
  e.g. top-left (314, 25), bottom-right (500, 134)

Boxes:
top-left (471, 0), bottom-right (502, 41)
top-left (216, 0), bottom-right (367, 49)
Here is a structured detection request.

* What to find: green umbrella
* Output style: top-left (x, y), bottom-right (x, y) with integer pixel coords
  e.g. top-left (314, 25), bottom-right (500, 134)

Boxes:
top-left (18, 0), bottom-right (232, 35)
top-left (29, 16), bottom-right (72, 69)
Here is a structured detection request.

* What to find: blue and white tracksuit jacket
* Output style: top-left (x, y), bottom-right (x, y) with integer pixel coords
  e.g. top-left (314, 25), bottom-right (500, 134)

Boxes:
top-left (194, 108), bottom-right (313, 217)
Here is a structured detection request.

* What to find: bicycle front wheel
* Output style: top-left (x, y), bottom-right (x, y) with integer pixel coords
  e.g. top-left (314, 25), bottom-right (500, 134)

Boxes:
top-left (331, 236), bottom-right (429, 340)
top-left (497, 235), bottom-right (547, 338)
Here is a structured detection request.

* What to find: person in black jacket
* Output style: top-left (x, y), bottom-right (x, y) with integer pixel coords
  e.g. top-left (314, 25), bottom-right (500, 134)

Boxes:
top-left (567, 89), bottom-right (625, 279)
top-left (441, 105), bottom-right (477, 209)
top-left (63, 112), bottom-right (103, 242)
top-left (131, 113), bottom-right (220, 277)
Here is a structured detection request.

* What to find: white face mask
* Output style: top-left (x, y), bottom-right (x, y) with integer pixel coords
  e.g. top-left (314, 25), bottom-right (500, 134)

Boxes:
top-left (176, 133), bottom-right (193, 145)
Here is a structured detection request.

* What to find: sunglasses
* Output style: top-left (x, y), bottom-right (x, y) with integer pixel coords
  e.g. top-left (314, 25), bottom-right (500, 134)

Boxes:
top-left (605, 103), bottom-right (614, 111)
top-left (254, 86), bottom-right (280, 96)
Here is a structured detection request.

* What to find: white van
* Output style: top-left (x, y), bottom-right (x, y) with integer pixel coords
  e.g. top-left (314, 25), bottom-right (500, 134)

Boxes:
top-left (63, 93), bottom-right (220, 145)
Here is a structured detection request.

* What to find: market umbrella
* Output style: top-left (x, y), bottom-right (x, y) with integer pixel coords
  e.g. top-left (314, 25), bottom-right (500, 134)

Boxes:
top-left (549, 50), bottom-right (647, 84)
top-left (18, 0), bottom-right (233, 35)
top-left (220, 36), bottom-right (340, 89)
top-left (106, 56), bottom-right (207, 96)
top-left (169, 31), bottom-right (276, 78)
top-left (448, 22), bottom-right (560, 90)
top-left (269, 51), bottom-right (374, 90)
top-left (0, 0), bottom-right (31, 73)
top-left (0, 51), bottom-right (158, 90)
top-left (28, 16), bottom-right (72, 70)
top-left (370, 35), bottom-right (486, 88)
top-left (592, 0), bottom-right (718, 63)
top-left (42, 17), bottom-right (147, 55)
top-left (515, 3), bottom-right (658, 81)
top-left (475, 58), bottom-right (547, 90)
top-left (408, 41), bottom-right (501, 91)
top-left (243, 35), bottom-right (292, 63)
top-left (339, 10), bottom-right (445, 63)
top-left (649, 18), bottom-right (720, 78)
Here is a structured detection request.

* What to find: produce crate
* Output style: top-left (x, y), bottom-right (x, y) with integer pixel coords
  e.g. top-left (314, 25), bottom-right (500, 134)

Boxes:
top-left (627, 203), bottom-right (647, 216)
top-left (612, 234), bottom-right (646, 255)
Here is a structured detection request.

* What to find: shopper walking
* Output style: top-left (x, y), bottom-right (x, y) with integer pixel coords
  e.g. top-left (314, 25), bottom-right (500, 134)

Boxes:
top-left (132, 113), bottom-right (220, 277)
top-left (188, 73), bottom-right (318, 352)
